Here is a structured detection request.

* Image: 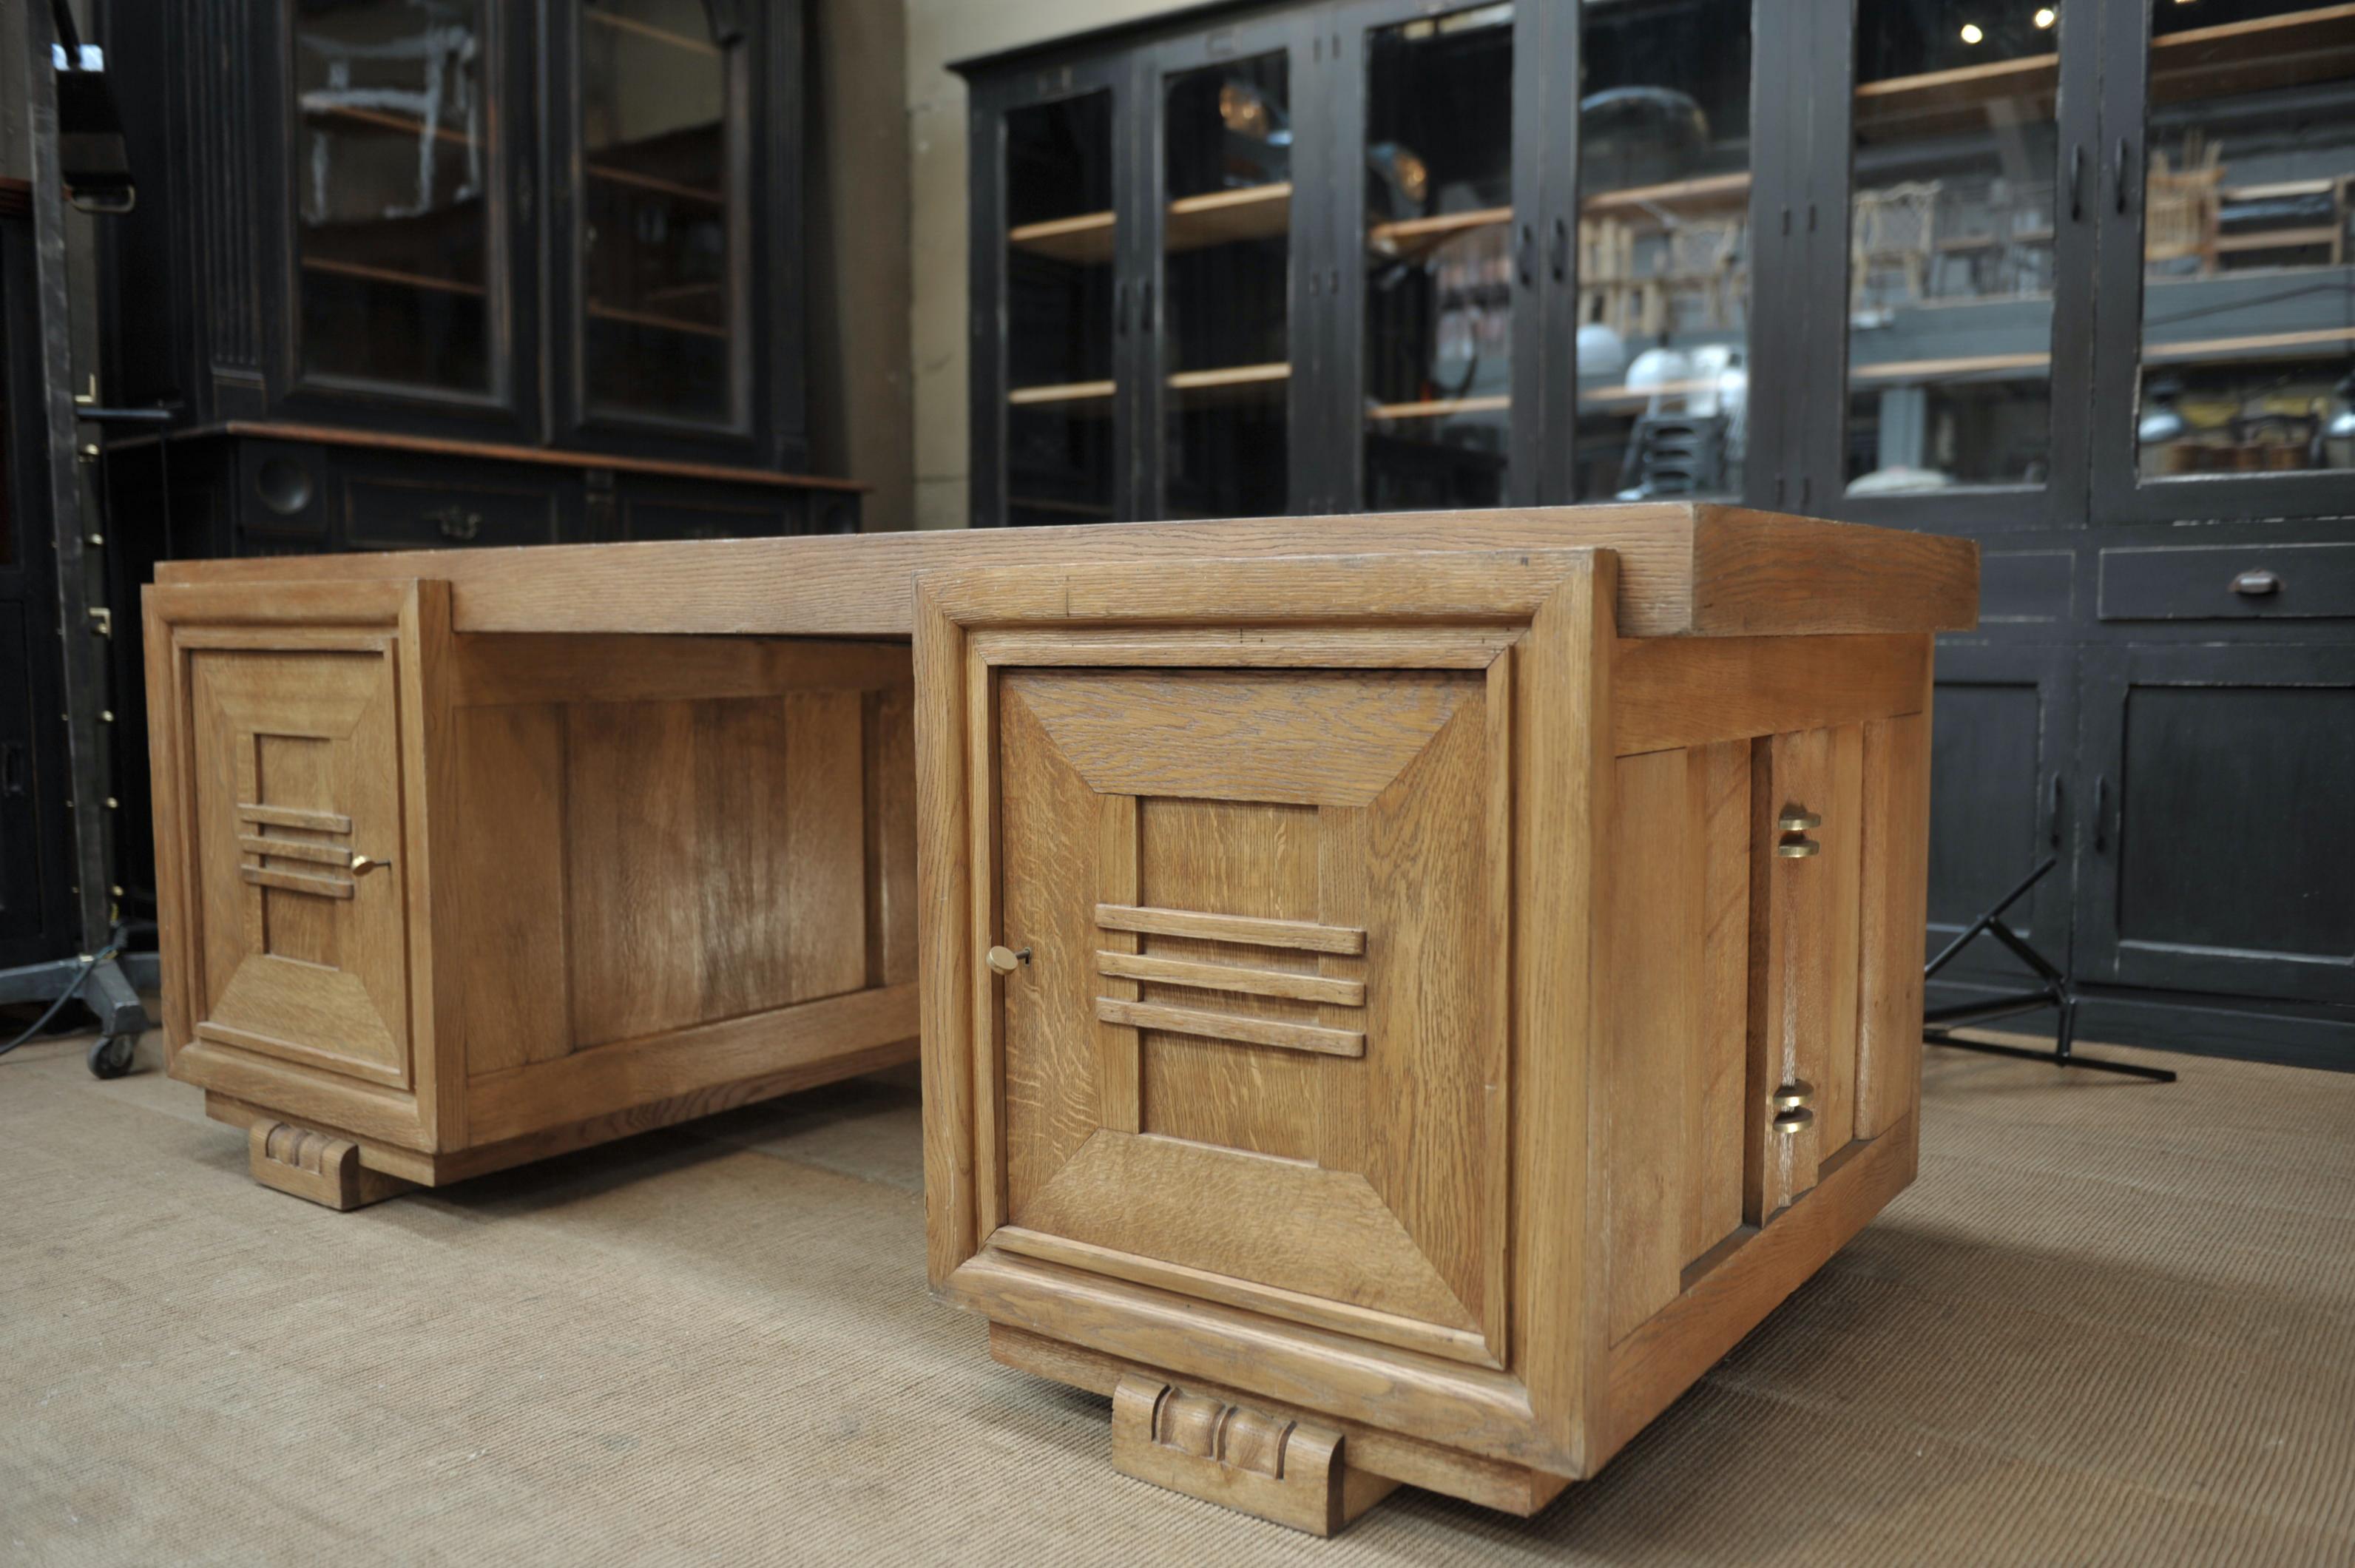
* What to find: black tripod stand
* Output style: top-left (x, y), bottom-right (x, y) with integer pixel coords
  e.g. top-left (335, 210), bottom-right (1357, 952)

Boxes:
top-left (1922, 857), bottom-right (2176, 1084)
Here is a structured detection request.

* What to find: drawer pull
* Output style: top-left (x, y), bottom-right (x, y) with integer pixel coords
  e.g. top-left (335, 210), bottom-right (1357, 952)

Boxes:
top-left (986, 944), bottom-right (1031, 975)
top-left (1775, 836), bottom-right (1821, 858)
top-left (350, 854), bottom-right (392, 877)
top-left (1773, 1079), bottom-right (1815, 1112)
top-left (1778, 808), bottom-right (1821, 831)
top-left (427, 504), bottom-right (484, 541)
top-left (2231, 568), bottom-right (2282, 597)
top-left (1773, 1106), bottom-right (1815, 1135)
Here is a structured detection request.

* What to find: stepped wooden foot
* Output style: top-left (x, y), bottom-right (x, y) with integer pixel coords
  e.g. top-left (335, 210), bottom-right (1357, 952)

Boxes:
top-left (1109, 1374), bottom-right (1399, 1536)
top-left (248, 1121), bottom-right (414, 1211)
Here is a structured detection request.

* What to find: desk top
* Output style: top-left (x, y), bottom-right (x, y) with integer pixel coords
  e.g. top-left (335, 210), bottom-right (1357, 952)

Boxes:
top-left (153, 504), bottom-right (1976, 641)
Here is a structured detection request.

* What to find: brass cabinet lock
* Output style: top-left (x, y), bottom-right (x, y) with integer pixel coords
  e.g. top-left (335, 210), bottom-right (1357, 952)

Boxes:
top-left (986, 944), bottom-right (1032, 975)
top-left (1772, 1078), bottom-right (1815, 1134)
top-left (1776, 803), bottom-right (1822, 857)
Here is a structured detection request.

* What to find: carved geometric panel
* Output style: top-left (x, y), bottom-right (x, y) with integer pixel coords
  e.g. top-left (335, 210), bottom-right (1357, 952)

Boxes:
top-left (994, 666), bottom-right (1508, 1362)
top-left (186, 647), bottom-right (413, 1088)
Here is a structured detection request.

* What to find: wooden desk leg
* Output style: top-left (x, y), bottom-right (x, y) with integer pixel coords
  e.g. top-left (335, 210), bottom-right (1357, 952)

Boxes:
top-left (247, 1122), bottom-right (415, 1212)
top-left (1109, 1374), bottom-right (1401, 1536)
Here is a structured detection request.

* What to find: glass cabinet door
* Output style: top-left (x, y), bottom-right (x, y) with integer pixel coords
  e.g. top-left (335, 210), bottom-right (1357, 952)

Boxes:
top-left (1838, 0), bottom-right (2089, 514)
top-left (2095, 0), bottom-right (2355, 521)
top-left (1572, 0), bottom-right (1757, 502)
top-left (998, 87), bottom-right (1124, 527)
top-left (575, 0), bottom-right (744, 430)
top-left (1357, 2), bottom-right (1526, 510)
top-left (1152, 42), bottom-right (1299, 518)
top-left (291, 0), bottom-right (499, 398)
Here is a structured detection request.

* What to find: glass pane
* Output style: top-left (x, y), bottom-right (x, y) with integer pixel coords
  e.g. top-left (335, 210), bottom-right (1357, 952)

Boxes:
top-left (294, 0), bottom-right (492, 392)
top-left (580, 0), bottom-right (737, 425)
top-left (1161, 53), bottom-right (1291, 518)
top-left (1363, 4), bottom-right (1515, 510)
top-left (1844, 1), bottom-right (2058, 495)
top-left (2135, 2), bottom-right (2355, 481)
top-left (1005, 92), bottom-right (1118, 527)
top-left (1576, 0), bottom-right (1753, 501)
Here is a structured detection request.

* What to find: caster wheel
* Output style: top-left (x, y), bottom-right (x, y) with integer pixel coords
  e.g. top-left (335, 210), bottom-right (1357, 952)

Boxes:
top-left (87, 1034), bottom-right (135, 1080)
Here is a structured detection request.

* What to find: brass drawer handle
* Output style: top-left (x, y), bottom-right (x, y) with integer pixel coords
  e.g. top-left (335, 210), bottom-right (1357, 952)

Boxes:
top-left (1773, 1079), bottom-right (1814, 1112)
top-left (1778, 808), bottom-right (1821, 831)
top-left (2231, 568), bottom-right (2281, 597)
top-left (1774, 1106), bottom-right (1815, 1135)
top-left (986, 944), bottom-right (1032, 976)
top-left (349, 854), bottom-right (392, 877)
top-left (1775, 836), bottom-right (1821, 858)
top-left (427, 504), bottom-right (483, 541)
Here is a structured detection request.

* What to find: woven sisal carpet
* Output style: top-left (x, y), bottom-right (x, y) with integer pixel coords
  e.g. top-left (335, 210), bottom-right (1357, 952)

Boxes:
top-left (3, 1028), bottom-right (2350, 1565)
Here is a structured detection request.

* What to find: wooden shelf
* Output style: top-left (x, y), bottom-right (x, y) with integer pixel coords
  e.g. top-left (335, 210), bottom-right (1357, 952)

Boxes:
top-left (1368, 206), bottom-right (1510, 260)
top-left (1582, 172), bottom-right (1751, 219)
top-left (2149, 3), bottom-right (2355, 108)
top-left (1008, 210), bottom-right (1115, 266)
top-left (1009, 183), bottom-right (1293, 266)
top-left (587, 301), bottom-right (729, 339)
top-left (1166, 183), bottom-right (1291, 252)
top-left (2147, 325), bottom-right (2355, 365)
top-left (1167, 362), bottom-right (1290, 400)
top-left (1855, 4), bottom-right (2355, 141)
top-left (1008, 379), bottom-right (1115, 407)
top-left (1367, 393), bottom-right (1509, 421)
top-left (1851, 351), bottom-right (2050, 385)
top-left (303, 102), bottom-right (473, 150)
top-left (301, 256), bottom-right (485, 297)
top-left (586, 163), bottom-right (726, 206)
top-left (585, 7), bottom-right (719, 57)
top-left (203, 421), bottom-right (868, 493)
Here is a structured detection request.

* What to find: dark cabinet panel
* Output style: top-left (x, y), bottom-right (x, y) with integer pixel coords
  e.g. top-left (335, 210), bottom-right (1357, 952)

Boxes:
top-left (1927, 643), bottom-right (2076, 985)
top-left (2100, 541), bottom-right (2355, 621)
top-left (0, 601), bottom-right (58, 952)
top-left (104, 0), bottom-right (809, 469)
top-left (2080, 643), bottom-right (2355, 1003)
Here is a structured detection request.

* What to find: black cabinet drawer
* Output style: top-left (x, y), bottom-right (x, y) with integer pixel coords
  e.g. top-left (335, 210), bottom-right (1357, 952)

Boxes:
top-left (2099, 542), bottom-right (2355, 621)
top-left (337, 470), bottom-right (567, 551)
top-left (615, 485), bottom-right (802, 541)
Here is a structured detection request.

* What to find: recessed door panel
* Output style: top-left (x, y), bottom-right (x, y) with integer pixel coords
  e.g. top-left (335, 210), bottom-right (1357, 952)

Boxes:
top-left (992, 665), bottom-right (1507, 1362)
top-left (186, 644), bottom-right (413, 1087)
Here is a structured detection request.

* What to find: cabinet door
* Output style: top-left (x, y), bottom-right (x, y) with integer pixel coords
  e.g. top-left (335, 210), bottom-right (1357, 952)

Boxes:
top-left (1925, 643), bottom-right (2076, 984)
top-left (2089, 0), bottom-right (2355, 524)
top-left (1562, 0), bottom-right (1768, 507)
top-left (1812, 0), bottom-right (2102, 533)
top-left (971, 58), bottom-right (1141, 527)
top-left (984, 661), bottom-right (1511, 1365)
top-left (267, 0), bottom-right (535, 435)
top-left (149, 582), bottom-right (446, 1128)
top-left (2078, 643), bottom-right (2355, 1002)
top-left (551, 0), bottom-right (776, 461)
top-left (1335, 0), bottom-right (1547, 510)
top-left (1138, 14), bottom-right (1321, 519)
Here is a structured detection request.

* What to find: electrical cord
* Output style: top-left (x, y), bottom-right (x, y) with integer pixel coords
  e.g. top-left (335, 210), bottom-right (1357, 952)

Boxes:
top-left (0, 946), bottom-right (115, 1061)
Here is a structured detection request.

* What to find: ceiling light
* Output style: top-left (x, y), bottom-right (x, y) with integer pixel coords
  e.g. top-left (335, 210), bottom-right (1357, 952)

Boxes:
top-left (2033, 7), bottom-right (2056, 27)
top-left (1960, 22), bottom-right (1984, 43)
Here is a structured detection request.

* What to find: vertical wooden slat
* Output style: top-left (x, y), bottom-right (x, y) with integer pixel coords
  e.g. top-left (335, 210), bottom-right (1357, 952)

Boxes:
top-left (1688, 737), bottom-right (1752, 1263)
top-left (780, 690), bottom-right (870, 1003)
top-left (1856, 708), bottom-right (1930, 1140)
top-left (1604, 746), bottom-right (1693, 1345)
top-left (1096, 792), bottom-right (1141, 1132)
top-left (566, 700), bottom-right (700, 1047)
top-left (454, 704), bottom-right (570, 1074)
top-left (864, 684), bottom-right (919, 988)
top-left (1817, 722), bottom-right (1867, 1155)
top-left (1746, 726), bottom-right (1833, 1223)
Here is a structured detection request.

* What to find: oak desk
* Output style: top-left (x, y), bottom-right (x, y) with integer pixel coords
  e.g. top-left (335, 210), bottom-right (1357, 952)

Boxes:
top-left (145, 507), bottom-right (1973, 1530)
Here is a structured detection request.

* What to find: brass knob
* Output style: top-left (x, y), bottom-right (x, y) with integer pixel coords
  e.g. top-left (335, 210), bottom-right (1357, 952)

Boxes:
top-left (1773, 1106), bottom-right (1815, 1135)
top-left (1778, 808), bottom-right (1822, 831)
top-left (1774, 1079), bottom-right (1814, 1111)
top-left (350, 854), bottom-right (391, 877)
top-left (1775, 836), bottom-right (1821, 858)
top-left (985, 944), bottom-right (1031, 976)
